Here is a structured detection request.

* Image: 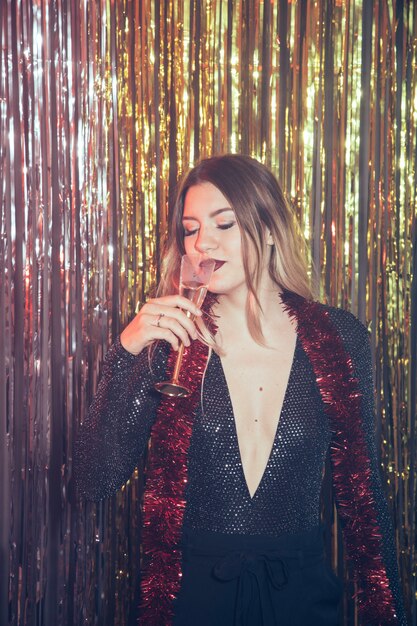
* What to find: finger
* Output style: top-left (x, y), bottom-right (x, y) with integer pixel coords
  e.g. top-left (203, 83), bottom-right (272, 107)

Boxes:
top-left (147, 295), bottom-right (202, 317)
top-left (167, 318), bottom-right (193, 346)
top-left (154, 327), bottom-right (180, 351)
top-left (145, 307), bottom-right (198, 340)
top-left (153, 315), bottom-right (192, 347)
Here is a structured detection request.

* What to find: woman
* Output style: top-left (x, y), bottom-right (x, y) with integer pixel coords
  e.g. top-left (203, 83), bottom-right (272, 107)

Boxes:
top-left (74, 155), bottom-right (407, 625)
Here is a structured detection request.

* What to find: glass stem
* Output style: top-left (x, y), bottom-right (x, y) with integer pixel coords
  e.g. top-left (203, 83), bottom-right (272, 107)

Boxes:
top-left (171, 342), bottom-right (185, 384)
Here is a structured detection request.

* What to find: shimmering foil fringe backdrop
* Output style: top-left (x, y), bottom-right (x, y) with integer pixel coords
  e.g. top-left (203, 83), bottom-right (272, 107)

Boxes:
top-left (0, 0), bottom-right (415, 624)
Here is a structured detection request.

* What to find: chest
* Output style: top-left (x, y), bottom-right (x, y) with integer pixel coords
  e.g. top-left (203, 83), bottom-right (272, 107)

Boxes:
top-left (216, 334), bottom-right (298, 496)
top-left (184, 338), bottom-right (331, 534)
top-left (219, 334), bottom-right (298, 429)
top-left (188, 343), bottom-right (330, 503)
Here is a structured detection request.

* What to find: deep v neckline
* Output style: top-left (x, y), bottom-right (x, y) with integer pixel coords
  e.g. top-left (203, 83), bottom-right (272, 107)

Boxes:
top-left (216, 333), bottom-right (300, 501)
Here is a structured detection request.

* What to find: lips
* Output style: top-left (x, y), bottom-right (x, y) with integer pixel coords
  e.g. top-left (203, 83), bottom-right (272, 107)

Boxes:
top-left (213, 260), bottom-right (225, 271)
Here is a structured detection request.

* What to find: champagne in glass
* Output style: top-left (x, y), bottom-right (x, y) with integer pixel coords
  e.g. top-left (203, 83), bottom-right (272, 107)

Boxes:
top-left (179, 254), bottom-right (215, 306)
top-left (154, 254), bottom-right (215, 397)
top-left (179, 282), bottom-right (207, 307)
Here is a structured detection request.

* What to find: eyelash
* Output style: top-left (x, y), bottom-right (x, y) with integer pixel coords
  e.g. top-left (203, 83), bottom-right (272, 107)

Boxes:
top-left (183, 222), bottom-right (236, 236)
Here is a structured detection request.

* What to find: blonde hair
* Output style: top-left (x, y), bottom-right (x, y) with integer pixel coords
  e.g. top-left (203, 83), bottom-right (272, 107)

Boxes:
top-left (158, 154), bottom-right (313, 345)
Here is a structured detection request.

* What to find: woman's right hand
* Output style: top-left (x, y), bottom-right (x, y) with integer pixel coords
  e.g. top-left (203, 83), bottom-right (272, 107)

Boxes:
top-left (119, 295), bottom-right (203, 355)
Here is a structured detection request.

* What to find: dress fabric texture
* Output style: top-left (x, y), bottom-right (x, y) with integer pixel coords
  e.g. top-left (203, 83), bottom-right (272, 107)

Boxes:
top-left (74, 299), bottom-right (407, 625)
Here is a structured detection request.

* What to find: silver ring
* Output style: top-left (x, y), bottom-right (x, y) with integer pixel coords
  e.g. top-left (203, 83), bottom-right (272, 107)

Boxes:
top-left (156, 313), bottom-right (164, 327)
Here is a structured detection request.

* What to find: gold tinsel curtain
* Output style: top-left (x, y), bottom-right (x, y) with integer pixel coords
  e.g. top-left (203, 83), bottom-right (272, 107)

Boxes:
top-left (0, 0), bottom-right (415, 624)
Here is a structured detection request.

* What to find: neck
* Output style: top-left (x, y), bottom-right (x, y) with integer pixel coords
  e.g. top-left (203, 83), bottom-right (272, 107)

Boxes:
top-left (213, 276), bottom-right (288, 331)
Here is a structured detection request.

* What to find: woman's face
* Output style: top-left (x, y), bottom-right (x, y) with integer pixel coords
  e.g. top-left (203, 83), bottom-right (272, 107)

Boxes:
top-left (182, 182), bottom-right (248, 296)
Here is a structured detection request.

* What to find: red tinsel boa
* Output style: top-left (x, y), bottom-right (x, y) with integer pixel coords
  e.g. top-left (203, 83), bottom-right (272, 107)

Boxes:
top-left (282, 290), bottom-right (397, 625)
top-left (140, 290), bottom-right (398, 625)
top-left (139, 297), bottom-right (217, 625)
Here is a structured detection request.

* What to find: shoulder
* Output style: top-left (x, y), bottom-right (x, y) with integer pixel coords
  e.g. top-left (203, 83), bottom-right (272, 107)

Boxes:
top-left (313, 301), bottom-right (370, 353)
top-left (281, 290), bottom-right (370, 355)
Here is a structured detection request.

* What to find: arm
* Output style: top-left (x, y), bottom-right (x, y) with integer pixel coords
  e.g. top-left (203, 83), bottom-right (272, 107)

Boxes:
top-left (334, 322), bottom-right (407, 625)
top-left (73, 337), bottom-right (167, 501)
top-left (74, 293), bottom-right (202, 501)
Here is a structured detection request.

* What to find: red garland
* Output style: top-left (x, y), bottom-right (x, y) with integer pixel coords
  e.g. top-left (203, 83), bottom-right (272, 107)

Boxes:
top-left (139, 297), bottom-right (217, 625)
top-left (281, 290), bottom-right (398, 625)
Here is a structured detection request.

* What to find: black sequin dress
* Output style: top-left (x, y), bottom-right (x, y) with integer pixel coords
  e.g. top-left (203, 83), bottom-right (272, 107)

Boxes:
top-left (74, 303), bottom-right (407, 625)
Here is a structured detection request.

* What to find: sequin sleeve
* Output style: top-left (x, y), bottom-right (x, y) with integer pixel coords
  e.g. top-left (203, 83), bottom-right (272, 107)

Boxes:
top-left (74, 337), bottom-right (167, 501)
top-left (329, 310), bottom-right (407, 625)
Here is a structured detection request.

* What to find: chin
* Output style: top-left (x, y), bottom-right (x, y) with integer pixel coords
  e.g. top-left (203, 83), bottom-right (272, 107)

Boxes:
top-left (208, 284), bottom-right (241, 297)
top-left (208, 273), bottom-right (247, 296)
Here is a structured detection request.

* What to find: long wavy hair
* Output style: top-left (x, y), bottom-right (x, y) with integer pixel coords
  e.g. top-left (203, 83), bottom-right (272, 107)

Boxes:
top-left (157, 154), bottom-right (313, 344)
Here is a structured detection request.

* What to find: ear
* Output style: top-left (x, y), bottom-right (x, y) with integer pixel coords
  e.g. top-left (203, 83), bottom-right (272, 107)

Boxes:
top-left (266, 231), bottom-right (274, 246)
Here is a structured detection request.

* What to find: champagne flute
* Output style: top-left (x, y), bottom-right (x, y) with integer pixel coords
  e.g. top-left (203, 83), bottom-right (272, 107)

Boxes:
top-left (154, 253), bottom-right (215, 397)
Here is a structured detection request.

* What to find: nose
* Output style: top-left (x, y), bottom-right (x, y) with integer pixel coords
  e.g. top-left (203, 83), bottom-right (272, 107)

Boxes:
top-left (194, 227), bottom-right (218, 254)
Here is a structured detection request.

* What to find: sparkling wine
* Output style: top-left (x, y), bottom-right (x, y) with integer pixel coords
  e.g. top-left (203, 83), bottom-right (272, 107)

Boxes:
top-left (180, 280), bottom-right (207, 308)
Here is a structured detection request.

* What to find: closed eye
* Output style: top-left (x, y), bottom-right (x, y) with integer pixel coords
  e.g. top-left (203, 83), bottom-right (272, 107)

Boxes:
top-left (217, 222), bottom-right (235, 230)
top-left (183, 221), bottom-right (236, 237)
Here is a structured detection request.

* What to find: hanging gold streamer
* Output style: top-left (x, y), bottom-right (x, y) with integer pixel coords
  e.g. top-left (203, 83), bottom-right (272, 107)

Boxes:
top-left (0, 1), bottom-right (415, 624)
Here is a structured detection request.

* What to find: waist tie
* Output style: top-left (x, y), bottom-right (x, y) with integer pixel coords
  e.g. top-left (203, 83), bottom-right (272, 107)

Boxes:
top-left (181, 525), bottom-right (326, 626)
top-left (213, 549), bottom-right (290, 626)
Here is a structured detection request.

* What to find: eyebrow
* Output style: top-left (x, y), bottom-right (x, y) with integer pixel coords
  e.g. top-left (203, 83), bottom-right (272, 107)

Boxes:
top-left (182, 207), bottom-right (234, 221)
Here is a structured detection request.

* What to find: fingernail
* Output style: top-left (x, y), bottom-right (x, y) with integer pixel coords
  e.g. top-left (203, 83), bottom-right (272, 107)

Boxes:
top-left (195, 308), bottom-right (202, 316)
